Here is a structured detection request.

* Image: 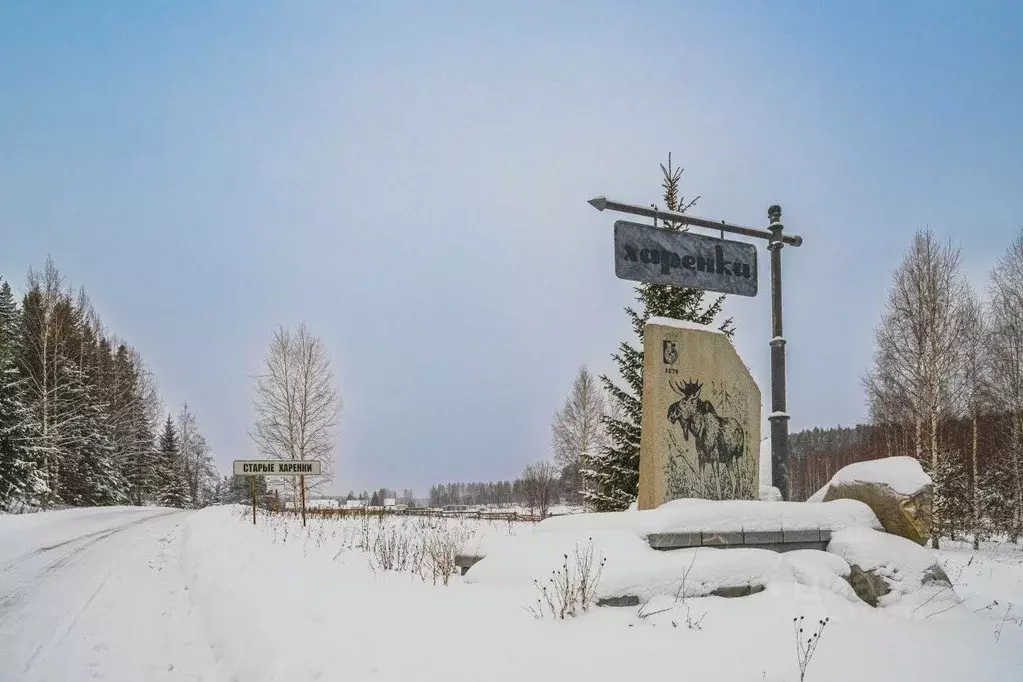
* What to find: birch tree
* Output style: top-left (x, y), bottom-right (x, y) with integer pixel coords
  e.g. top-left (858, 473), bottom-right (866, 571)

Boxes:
top-left (864, 230), bottom-right (969, 547)
top-left (551, 365), bottom-right (606, 505)
top-left (987, 231), bottom-right (1023, 541)
top-left (19, 258), bottom-right (79, 507)
top-left (178, 403), bottom-right (217, 507)
top-left (251, 323), bottom-right (341, 500)
top-left (521, 460), bottom-right (560, 520)
top-left (956, 287), bottom-right (992, 548)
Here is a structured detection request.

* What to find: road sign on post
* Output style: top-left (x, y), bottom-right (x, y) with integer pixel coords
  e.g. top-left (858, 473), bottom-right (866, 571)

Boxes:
top-left (589, 197), bottom-right (802, 500)
top-left (233, 460), bottom-right (322, 476)
top-left (232, 459), bottom-right (322, 525)
top-left (613, 221), bottom-right (758, 296)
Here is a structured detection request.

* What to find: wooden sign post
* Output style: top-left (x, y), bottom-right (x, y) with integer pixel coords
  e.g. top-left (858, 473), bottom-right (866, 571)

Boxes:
top-left (233, 460), bottom-right (322, 526)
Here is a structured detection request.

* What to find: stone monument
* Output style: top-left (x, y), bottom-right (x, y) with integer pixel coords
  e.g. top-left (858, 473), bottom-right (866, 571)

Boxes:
top-left (637, 318), bottom-right (761, 509)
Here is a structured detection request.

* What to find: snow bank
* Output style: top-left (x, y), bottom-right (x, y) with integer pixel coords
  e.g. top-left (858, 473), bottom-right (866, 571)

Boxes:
top-left (827, 527), bottom-right (948, 603)
top-left (638, 498), bottom-right (881, 535)
top-left (824, 457), bottom-right (931, 496)
top-left (460, 498), bottom-right (886, 607)
top-left (784, 550), bottom-right (860, 603)
top-left (167, 507), bottom-right (1023, 682)
top-left (760, 485), bottom-right (782, 501)
top-left (463, 527), bottom-right (848, 603)
top-left (461, 499), bottom-right (881, 559)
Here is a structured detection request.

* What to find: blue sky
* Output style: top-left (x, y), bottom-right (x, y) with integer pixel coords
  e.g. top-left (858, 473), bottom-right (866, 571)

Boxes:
top-left (2, 2), bottom-right (1021, 494)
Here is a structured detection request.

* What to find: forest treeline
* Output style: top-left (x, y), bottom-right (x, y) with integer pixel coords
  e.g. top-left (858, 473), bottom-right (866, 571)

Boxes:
top-left (0, 258), bottom-right (218, 511)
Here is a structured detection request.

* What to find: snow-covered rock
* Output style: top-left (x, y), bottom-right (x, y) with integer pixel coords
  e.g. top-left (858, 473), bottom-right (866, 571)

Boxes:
top-left (816, 457), bottom-right (933, 545)
top-left (759, 486), bottom-right (782, 502)
top-left (783, 549), bottom-right (860, 603)
top-left (827, 527), bottom-right (950, 607)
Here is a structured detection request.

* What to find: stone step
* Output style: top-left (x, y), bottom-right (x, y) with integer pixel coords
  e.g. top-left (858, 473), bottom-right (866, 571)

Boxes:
top-left (455, 527), bottom-right (834, 574)
top-left (647, 528), bottom-right (832, 552)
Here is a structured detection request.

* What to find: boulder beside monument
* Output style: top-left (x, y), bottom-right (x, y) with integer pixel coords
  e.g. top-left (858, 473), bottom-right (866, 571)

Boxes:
top-left (637, 318), bottom-right (761, 509)
top-left (813, 457), bottom-right (934, 546)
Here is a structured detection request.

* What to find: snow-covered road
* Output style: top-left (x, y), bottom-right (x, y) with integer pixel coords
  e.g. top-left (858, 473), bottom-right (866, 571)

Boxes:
top-left (2, 506), bottom-right (1022, 682)
top-left (0, 507), bottom-right (222, 682)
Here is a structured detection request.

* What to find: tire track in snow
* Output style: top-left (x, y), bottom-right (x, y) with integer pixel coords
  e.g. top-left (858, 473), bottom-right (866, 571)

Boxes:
top-left (20, 567), bottom-right (115, 675)
top-left (0, 510), bottom-right (178, 618)
top-left (0, 509), bottom-right (187, 680)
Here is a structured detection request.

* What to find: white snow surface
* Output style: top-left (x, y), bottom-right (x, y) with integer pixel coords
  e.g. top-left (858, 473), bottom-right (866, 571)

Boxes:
top-left (821, 456), bottom-right (931, 496)
top-left (645, 316), bottom-right (725, 334)
top-left (464, 500), bottom-right (880, 602)
top-left (828, 527), bottom-right (945, 603)
top-left (759, 485), bottom-right (782, 501)
top-left (2, 506), bottom-right (1022, 682)
top-left (464, 530), bottom-right (858, 605)
top-left (468, 498), bottom-right (880, 543)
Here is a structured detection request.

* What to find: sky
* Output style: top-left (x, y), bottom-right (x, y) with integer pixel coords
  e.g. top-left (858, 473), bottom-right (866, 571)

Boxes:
top-left (2, 1), bottom-right (1021, 495)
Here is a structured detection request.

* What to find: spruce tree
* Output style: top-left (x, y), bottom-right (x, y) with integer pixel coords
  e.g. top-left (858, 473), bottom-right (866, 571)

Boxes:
top-left (930, 449), bottom-right (970, 541)
top-left (156, 415), bottom-right (189, 508)
top-left (980, 450), bottom-right (1018, 540)
top-left (0, 279), bottom-right (45, 509)
top-left (582, 155), bottom-right (733, 511)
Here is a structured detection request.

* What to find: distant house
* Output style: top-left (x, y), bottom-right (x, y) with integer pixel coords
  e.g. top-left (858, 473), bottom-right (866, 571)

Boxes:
top-left (383, 498), bottom-right (397, 508)
top-left (345, 499), bottom-right (367, 509)
top-left (306, 498), bottom-right (340, 510)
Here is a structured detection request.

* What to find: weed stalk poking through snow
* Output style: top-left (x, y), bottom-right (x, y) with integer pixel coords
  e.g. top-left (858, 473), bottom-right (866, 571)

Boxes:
top-left (527, 538), bottom-right (606, 619)
top-left (637, 551), bottom-right (705, 629)
top-left (793, 615), bottom-right (828, 682)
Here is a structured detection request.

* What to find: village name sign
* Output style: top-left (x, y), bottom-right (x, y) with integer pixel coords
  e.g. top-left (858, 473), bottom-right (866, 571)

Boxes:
top-left (232, 459), bottom-right (322, 525)
top-left (589, 196), bottom-right (803, 500)
top-left (614, 220), bottom-right (758, 297)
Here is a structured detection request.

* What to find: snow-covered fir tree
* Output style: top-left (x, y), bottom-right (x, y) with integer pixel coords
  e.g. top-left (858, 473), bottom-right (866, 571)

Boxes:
top-left (930, 448), bottom-right (970, 541)
top-left (0, 259), bottom-right (215, 511)
top-left (0, 278), bottom-right (45, 510)
top-left (980, 449), bottom-right (1017, 539)
top-left (156, 415), bottom-right (190, 508)
top-left (581, 155), bottom-right (733, 511)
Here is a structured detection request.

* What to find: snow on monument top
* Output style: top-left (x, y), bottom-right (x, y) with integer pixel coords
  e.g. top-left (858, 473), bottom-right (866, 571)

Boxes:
top-left (645, 316), bottom-right (725, 334)
top-left (824, 456), bottom-right (931, 496)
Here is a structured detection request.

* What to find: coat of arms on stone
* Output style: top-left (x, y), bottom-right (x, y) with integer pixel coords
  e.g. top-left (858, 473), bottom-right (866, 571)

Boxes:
top-left (662, 340), bottom-right (678, 365)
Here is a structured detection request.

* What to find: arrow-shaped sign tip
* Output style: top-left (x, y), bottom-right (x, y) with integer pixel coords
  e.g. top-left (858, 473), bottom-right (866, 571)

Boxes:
top-left (587, 196), bottom-right (607, 211)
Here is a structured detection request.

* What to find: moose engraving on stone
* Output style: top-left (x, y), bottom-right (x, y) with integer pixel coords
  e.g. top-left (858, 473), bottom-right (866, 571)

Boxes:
top-left (666, 379), bottom-right (747, 466)
top-left (637, 320), bottom-right (759, 507)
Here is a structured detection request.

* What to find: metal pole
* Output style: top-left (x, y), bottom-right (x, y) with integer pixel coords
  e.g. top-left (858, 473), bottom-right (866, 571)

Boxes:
top-left (251, 477), bottom-right (256, 525)
top-left (767, 205), bottom-right (790, 500)
top-left (300, 474), bottom-right (307, 527)
top-left (588, 196), bottom-right (803, 247)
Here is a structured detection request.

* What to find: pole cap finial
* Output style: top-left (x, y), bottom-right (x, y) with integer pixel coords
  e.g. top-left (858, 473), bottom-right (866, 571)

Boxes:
top-left (768, 204), bottom-right (782, 222)
top-left (588, 196), bottom-right (608, 211)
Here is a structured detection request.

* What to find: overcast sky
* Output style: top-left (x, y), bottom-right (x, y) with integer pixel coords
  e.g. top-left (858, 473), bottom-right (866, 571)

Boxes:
top-left (2, 1), bottom-right (1021, 495)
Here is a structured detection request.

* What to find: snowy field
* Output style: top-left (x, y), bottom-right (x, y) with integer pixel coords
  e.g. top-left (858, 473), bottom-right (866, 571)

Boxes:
top-left (1, 506), bottom-right (1022, 682)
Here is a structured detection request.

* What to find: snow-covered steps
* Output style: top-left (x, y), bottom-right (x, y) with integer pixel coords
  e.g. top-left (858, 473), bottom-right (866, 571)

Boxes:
top-left (456, 499), bottom-right (883, 575)
top-left (456, 527), bottom-right (837, 574)
top-left (647, 527), bottom-right (833, 552)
